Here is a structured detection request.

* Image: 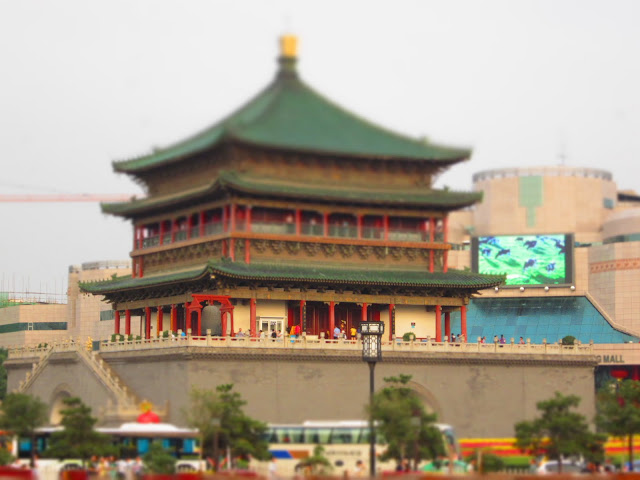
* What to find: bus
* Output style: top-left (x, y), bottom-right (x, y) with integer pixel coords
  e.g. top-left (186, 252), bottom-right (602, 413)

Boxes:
top-left (15, 422), bottom-right (201, 478)
top-left (255, 420), bottom-right (462, 477)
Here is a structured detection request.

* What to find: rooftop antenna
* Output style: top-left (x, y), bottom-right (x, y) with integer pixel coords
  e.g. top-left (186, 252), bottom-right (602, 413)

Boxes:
top-left (557, 134), bottom-right (568, 166)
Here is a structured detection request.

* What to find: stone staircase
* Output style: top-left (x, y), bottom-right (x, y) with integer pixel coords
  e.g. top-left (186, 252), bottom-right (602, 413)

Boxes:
top-left (17, 340), bottom-right (141, 410)
top-left (76, 346), bottom-right (141, 409)
top-left (17, 346), bottom-right (54, 392)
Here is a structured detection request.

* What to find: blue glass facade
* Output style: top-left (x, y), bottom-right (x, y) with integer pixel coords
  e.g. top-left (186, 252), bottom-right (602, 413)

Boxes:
top-left (450, 296), bottom-right (637, 344)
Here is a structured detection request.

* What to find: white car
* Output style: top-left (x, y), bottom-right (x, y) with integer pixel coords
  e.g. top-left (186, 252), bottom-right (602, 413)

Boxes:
top-left (536, 460), bottom-right (586, 474)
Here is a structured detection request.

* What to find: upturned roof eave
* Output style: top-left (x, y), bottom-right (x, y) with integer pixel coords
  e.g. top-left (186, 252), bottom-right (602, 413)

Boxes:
top-left (81, 260), bottom-right (505, 296)
top-left (79, 264), bottom-right (212, 295)
top-left (100, 171), bottom-right (482, 218)
top-left (113, 135), bottom-right (470, 176)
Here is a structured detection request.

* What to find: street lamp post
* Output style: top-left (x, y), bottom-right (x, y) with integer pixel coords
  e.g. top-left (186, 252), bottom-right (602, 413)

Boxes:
top-left (361, 320), bottom-right (385, 478)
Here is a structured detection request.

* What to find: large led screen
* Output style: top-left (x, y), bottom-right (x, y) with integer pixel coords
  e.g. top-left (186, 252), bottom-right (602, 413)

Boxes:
top-left (471, 234), bottom-right (573, 286)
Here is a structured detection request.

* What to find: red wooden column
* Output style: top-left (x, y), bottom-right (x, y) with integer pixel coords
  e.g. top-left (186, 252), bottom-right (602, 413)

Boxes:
top-left (221, 311), bottom-right (227, 337)
top-left (230, 309), bottom-right (235, 336)
top-left (114, 311), bottom-right (120, 335)
top-left (145, 307), bottom-right (151, 339)
top-left (250, 298), bottom-right (257, 337)
top-left (323, 213), bottom-right (329, 237)
top-left (125, 310), bottom-right (131, 335)
top-left (389, 303), bottom-right (395, 341)
top-left (157, 306), bottom-right (163, 333)
top-left (461, 305), bottom-right (468, 342)
top-left (299, 300), bottom-right (305, 329)
top-left (229, 204), bottom-right (236, 261)
top-left (185, 302), bottom-right (192, 334)
top-left (245, 206), bottom-right (252, 264)
top-left (357, 214), bottom-right (363, 239)
top-left (295, 209), bottom-right (301, 235)
top-left (435, 305), bottom-right (442, 342)
top-left (329, 301), bottom-right (335, 340)
top-left (197, 306), bottom-right (202, 336)
top-left (361, 302), bottom-right (368, 322)
top-left (444, 312), bottom-right (451, 341)
top-left (429, 218), bottom-right (436, 273)
top-left (170, 304), bottom-right (177, 332)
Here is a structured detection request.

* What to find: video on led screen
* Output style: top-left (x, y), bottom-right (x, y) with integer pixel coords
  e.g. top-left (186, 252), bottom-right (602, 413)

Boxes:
top-left (472, 234), bottom-right (572, 286)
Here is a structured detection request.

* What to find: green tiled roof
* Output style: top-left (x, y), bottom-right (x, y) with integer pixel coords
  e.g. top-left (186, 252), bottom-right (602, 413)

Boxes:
top-left (210, 261), bottom-right (504, 289)
top-left (101, 170), bottom-right (482, 216)
top-left (80, 259), bottom-right (504, 295)
top-left (80, 266), bottom-right (210, 294)
top-left (113, 57), bottom-right (470, 173)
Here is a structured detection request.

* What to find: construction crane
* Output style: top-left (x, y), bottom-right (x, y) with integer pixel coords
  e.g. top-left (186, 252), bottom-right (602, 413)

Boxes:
top-left (0, 194), bottom-right (134, 202)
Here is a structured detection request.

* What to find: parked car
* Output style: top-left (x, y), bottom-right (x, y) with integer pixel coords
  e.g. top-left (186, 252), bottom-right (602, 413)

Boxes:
top-left (536, 460), bottom-right (586, 474)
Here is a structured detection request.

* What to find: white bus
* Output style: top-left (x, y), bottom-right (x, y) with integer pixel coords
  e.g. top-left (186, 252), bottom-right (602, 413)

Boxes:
top-left (15, 422), bottom-right (202, 478)
top-left (254, 420), bottom-right (461, 477)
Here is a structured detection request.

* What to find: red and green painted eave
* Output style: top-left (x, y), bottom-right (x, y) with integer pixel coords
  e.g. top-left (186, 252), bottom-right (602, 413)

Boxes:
top-left (79, 258), bottom-right (505, 295)
top-left (113, 54), bottom-right (471, 174)
top-left (101, 170), bottom-right (482, 217)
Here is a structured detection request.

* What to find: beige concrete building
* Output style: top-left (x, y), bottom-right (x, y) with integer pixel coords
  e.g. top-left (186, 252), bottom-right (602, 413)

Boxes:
top-left (0, 301), bottom-right (67, 347)
top-left (0, 260), bottom-right (131, 348)
top-left (444, 167), bottom-right (640, 382)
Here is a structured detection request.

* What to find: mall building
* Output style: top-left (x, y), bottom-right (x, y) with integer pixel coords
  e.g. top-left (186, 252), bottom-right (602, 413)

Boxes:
top-left (445, 166), bottom-right (640, 383)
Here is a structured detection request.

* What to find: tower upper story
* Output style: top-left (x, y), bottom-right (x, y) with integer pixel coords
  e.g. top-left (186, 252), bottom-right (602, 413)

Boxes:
top-left (101, 36), bottom-right (483, 278)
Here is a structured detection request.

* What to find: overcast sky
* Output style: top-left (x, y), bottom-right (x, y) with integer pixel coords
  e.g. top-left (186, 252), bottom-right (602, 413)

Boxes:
top-left (1, 0), bottom-right (639, 295)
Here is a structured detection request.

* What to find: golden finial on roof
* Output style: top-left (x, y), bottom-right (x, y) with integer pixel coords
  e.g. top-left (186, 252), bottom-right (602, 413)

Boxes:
top-left (280, 34), bottom-right (298, 58)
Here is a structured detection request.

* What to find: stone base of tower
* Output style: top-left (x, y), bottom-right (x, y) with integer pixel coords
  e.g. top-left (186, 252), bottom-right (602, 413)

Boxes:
top-left (6, 344), bottom-right (596, 438)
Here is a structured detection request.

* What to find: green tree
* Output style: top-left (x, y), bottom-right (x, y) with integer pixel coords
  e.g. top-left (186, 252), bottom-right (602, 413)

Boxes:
top-left (370, 374), bottom-right (445, 470)
top-left (186, 384), bottom-right (270, 470)
top-left (44, 397), bottom-right (113, 467)
top-left (0, 447), bottom-right (14, 466)
top-left (515, 392), bottom-right (605, 473)
top-left (0, 392), bottom-right (48, 467)
top-left (143, 442), bottom-right (176, 474)
top-left (596, 380), bottom-right (640, 471)
top-left (296, 445), bottom-right (332, 475)
top-left (464, 450), bottom-right (504, 474)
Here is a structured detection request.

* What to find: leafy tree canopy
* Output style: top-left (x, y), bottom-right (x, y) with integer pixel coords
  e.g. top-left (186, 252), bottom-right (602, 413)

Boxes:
top-left (0, 392), bottom-right (48, 467)
top-left (370, 374), bottom-right (445, 469)
top-left (44, 397), bottom-right (113, 466)
top-left (296, 445), bottom-right (333, 475)
top-left (596, 380), bottom-right (640, 470)
top-left (186, 384), bottom-right (270, 468)
top-left (143, 442), bottom-right (176, 474)
top-left (515, 392), bottom-right (605, 472)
